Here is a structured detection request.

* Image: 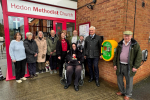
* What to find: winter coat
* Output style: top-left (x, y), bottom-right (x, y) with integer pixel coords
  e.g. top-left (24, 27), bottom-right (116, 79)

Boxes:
top-left (84, 34), bottom-right (102, 58)
top-left (35, 37), bottom-right (47, 62)
top-left (24, 38), bottom-right (38, 63)
top-left (47, 34), bottom-right (59, 56)
top-left (69, 36), bottom-right (79, 46)
top-left (66, 49), bottom-right (84, 66)
top-left (77, 39), bottom-right (85, 53)
top-left (56, 39), bottom-right (70, 56)
top-left (113, 38), bottom-right (142, 76)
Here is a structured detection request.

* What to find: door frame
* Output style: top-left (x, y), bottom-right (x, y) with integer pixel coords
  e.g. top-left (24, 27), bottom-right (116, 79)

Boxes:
top-left (53, 21), bottom-right (66, 34)
top-left (1, 0), bottom-right (76, 80)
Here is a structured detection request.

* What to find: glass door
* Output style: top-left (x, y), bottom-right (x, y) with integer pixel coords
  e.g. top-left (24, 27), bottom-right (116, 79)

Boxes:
top-left (53, 21), bottom-right (64, 37)
top-left (8, 16), bottom-right (28, 78)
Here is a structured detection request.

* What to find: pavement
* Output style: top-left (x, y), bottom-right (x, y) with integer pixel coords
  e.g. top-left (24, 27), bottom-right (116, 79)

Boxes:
top-left (0, 51), bottom-right (150, 100)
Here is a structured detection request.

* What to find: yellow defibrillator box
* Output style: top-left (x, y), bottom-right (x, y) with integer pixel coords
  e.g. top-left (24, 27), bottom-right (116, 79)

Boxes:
top-left (101, 40), bottom-right (118, 61)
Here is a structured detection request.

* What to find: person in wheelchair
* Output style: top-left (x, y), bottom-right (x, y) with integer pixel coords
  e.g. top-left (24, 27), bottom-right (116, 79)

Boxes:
top-left (64, 43), bottom-right (84, 91)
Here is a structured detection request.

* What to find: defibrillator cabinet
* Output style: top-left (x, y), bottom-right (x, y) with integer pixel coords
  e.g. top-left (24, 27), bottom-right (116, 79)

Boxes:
top-left (101, 40), bottom-right (118, 61)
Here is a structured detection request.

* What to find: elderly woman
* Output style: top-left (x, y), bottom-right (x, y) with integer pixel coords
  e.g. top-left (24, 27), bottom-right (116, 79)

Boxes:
top-left (9, 32), bottom-right (27, 83)
top-left (64, 43), bottom-right (84, 91)
top-left (35, 31), bottom-right (47, 73)
top-left (24, 32), bottom-right (38, 78)
top-left (76, 35), bottom-right (84, 53)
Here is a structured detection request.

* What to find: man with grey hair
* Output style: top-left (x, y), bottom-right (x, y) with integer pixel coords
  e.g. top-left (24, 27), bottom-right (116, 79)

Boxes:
top-left (84, 26), bottom-right (102, 87)
top-left (47, 30), bottom-right (59, 74)
top-left (69, 30), bottom-right (79, 45)
top-left (113, 31), bottom-right (142, 100)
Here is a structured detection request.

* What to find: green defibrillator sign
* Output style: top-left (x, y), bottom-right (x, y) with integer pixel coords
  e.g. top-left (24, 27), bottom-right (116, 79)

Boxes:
top-left (101, 40), bottom-right (118, 61)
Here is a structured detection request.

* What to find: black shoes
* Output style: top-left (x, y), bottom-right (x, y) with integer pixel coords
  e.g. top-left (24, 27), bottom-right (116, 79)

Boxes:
top-left (64, 84), bottom-right (70, 89)
top-left (39, 70), bottom-right (42, 73)
top-left (30, 75), bottom-right (34, 79)
top-left (0, 76), bottom-right (6, 81)
top-left (33, 74), bottom-right (38, 77)
top-left (59, 74), bottom-right (62, 77)
top-left (74, 85), bottom-right (79, 91)
top-left (88, 78), bottom-right (93, 82)
top-left (96, 80), bottom-right (100, 87)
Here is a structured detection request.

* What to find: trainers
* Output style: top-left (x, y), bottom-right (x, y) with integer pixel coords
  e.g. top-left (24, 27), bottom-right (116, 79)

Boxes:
top-left (36, 72), bottom-right (39, 74)
top-left (20, 77), bottom-right (27, 80)
top-left (50, 70), bottom-right (53, 74)
top-left (54, 70), bottom-right (57, 74)
top-left (16, 80), bottom-right (22, 83)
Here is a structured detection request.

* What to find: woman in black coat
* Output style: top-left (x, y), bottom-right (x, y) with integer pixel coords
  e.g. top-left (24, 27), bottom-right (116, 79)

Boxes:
top-left (56, 31), bottom-right (70, 77)
top-left (64, 43), bottom-right (84, 91)
top-left (24, 32), bottom-right (38, 78)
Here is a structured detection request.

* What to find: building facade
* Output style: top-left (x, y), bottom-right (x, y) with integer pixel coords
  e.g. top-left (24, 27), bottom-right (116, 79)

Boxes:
top-left (76, 0), bottom-right (150, 85)
top-left (2, 0), bottom-right (77, 80)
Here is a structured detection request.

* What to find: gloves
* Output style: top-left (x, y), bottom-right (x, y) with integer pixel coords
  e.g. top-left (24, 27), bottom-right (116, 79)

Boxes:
top-left (42, 54), bottom-right (46, 59)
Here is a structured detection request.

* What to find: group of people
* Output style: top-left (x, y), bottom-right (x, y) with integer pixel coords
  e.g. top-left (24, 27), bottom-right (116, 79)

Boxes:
top-left (9, 25), bottom-right (142, 100)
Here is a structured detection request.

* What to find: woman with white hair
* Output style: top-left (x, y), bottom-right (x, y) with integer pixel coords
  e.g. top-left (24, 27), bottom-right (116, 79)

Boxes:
top-left (24, 32), bottom-right (38, 78)
top-left (35, 31), bottom-right (47, 73)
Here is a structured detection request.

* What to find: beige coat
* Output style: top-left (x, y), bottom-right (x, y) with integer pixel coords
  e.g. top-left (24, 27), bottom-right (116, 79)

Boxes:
top-left (35, 38), bottom-right (47, 62)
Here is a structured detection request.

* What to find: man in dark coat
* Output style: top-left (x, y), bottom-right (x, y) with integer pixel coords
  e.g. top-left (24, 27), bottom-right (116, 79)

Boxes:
top-left (47, 30), bottom-right (59, 74)
top-left (113, 31), bottom-right (142, 100)
top-left (84, 26), bottom-right (102, 87)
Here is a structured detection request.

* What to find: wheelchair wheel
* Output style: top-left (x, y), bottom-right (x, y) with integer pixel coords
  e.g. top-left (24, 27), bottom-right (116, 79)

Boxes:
top-left (79, 80), bottom-right (84, 86)
top-left (60, 78), bottom-right (65, 85)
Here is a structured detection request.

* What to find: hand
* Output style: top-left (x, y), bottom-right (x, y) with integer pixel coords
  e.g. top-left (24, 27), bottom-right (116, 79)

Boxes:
top-left (100, 56), bottom-right (102, 59)
top-left (132, 68), bottom-right (137, 72)
top-left (78, 61), bottom-right (80, 64)
top-left (72, 54), bottom-right (76, 58)
top-left (114, 66), bottom-right (117, 71)
top-left (42, 54), bottom-right (45, 59)
top-left (58, 56), bottom-right (61, 60)
top-left (12, 60), bottom-right (16, 62)
top-left (67, 50), bottom-right (69, 53)
top-left (54, 50), bottom-right (56, 52)
top-left (80, 50), bottom-right (82, 52)
top-left (34, 53), bottom-right (37, 57)
top-left (50, 52), bottom-right (53, 55)
top-left (68, 61), bottom-right (70, 63)
top-left (84, 56), bottom-right (86, 59)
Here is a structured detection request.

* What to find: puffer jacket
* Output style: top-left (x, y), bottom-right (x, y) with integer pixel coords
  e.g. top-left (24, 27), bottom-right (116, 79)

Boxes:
top-left (24, 38), bottom-right (38, 63)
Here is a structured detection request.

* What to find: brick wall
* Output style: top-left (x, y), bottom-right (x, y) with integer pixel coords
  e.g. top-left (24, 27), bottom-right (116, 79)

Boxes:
top-left (76, 0), bottom-right (150, 85)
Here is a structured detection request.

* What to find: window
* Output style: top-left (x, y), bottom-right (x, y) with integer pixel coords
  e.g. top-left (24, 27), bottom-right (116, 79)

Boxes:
top-left (28, 18), bottom-right (53, 38)
top-left (8, 16), bottom-right (25, 41)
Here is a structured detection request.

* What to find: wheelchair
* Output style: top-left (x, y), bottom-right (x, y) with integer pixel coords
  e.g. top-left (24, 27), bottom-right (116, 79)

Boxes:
top-left (60, 62), bottom-right (85, 86)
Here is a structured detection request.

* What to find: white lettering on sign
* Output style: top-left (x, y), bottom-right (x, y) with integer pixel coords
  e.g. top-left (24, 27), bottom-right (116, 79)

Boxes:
top-left (7, 0), bottom-right (75, 20)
